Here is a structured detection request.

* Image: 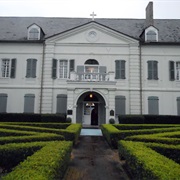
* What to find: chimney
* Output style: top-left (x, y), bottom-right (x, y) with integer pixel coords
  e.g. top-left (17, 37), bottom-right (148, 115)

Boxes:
top-left (145, 1), bottom-right (154, 27)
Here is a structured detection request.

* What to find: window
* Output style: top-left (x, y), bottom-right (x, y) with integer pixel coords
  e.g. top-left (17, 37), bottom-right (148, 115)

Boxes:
top-left (56, 94), bottom-right (67, 114)
top-left (85, 59), bottom-right (99, 65)
top-left (177, 97), bottom-right (180, 115)
top-left (146, 30), bottom-right (157, 41)
top-left (59, 60), bottom-right (68, 78)
top-left (115, 60), bottom-right (126, 79)
top-left (148, 96), bottom-right (159, 115)
top-left (0, 93), bottom-right (7, 113)
top-left (29, 28), bottom-right (39, 40)
top-left (52, 59), bottom-right (75, 79)
top-left (147, 60), bottom-right (158, 80)
top-left (115, 96), bottom-right (126, 115)
top-left (26, 59), bottom-right (37, 78)
top-left (1, 58), bottom-right (16, 78)
top-left (24, 94), bottom-right (35, 113)
top-left (169, 61), bottom-right (180, 81)
top-left (1, 59), bottom-right (10, 77)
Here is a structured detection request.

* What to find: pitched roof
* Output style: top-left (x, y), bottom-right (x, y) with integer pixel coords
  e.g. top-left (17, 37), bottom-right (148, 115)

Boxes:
top-left (0, 17), bottom-right (180, 42)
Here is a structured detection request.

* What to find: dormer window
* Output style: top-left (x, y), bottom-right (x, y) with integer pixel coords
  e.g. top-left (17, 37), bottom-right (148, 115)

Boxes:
top-left (147, 30), bottom-right (156, 41)
top-left (145, 26), bottom-right (158, 42)
top-left (27, 24), bottom-right (44, 40)
top-left (29, 28), bottom-right (39, 40)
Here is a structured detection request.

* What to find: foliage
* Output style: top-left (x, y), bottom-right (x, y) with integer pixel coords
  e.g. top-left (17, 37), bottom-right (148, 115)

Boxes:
top-left (2, 141), bottom-right (73, 180)
top-left (118, 140), bottom-right (180, 179)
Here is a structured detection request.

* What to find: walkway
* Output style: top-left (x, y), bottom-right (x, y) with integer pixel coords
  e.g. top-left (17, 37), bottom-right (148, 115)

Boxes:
top-left (63, 129), bottom-right (131, 180)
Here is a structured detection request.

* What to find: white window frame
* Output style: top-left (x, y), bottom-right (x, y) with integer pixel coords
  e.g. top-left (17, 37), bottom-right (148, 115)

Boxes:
top-left (27, 24), bottom-right (41, 40)
top-left (1, 58), bottom-right (11, 78)
top-left (176, 62), bottom-right (180, 81)
top-left (58, 60), bottom-right (68, 79)
top-left (145, 26), bottom-right (158, 42)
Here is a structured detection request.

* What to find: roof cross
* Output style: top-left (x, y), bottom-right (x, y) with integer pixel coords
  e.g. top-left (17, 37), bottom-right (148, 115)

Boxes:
top-left (90, 12), bottom-right (97, 21)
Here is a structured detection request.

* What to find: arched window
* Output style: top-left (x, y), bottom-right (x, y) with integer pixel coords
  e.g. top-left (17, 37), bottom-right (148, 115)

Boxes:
top-left (85, 59), bottom-right (99, 65)
top-left (146, 30), bottom-right (157, 41)
top-left (29, 28), bottom-right (39, 40)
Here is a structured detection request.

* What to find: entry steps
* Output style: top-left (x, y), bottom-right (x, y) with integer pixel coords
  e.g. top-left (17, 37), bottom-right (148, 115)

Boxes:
top-left (80, 128), bottom-right (102, 136)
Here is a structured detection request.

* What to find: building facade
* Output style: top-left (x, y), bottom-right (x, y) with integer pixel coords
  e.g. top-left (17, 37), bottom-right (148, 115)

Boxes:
top-left (0, 2), bottom-right (180, 124)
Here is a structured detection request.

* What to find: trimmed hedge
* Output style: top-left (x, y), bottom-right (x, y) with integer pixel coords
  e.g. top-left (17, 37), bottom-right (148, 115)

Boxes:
top-left (0, 133), bottom-right (64, 145)
top-left (0, 123), bottom-right (81, 145)
top-left (0, 113), bottom-right (66, 123)
top-left (126, 131), bottom-right (180, 145)
top-left (118, 140), bottom-right (180, 179)
top-left (118, 115), bottom-right (180, 124)
top-left (2, 141), bottom-right (72, 180)
top-left (101, 124), bottom-right (180, 148)
top-left (101, 124), bottom-right (120, 148)
top-left (2, 122), bottom-right (70, 129)
top-left (146, 143), bottom-right (180, 164)
top-left (0, 142), bottom-right (47, 171)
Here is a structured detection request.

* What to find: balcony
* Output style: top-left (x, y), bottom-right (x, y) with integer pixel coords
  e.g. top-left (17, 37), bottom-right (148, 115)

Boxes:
top-left (69, 71), bottom-right (115, 82)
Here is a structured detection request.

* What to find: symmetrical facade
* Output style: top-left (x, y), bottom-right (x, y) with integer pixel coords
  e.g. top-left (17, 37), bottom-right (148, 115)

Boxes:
top-left (0, 2), bottom-right (180, 125)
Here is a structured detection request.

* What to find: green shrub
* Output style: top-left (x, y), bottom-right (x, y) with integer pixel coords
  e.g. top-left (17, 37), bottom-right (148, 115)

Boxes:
top-left (0, 133), bottom-right (64, 145)
top-left (118, 140), bottom-right (180, 179)
top-left (109, 118), bottom-right (115, 124)
top-left (118, 115), bottom-right (180, 124)
top-left (0, 113), bottom-right (66, 123)
top-left (2, 141), bottom-right (73, 180)
top-left (0, 142), bottom-right (47, 171)
top-left (146, 143), bottom-right (180, 164)
top-left (101, 124), bottom-right (120, 148)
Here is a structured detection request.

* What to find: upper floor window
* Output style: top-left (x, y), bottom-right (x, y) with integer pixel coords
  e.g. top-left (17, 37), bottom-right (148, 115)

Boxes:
top-left (52, 59), bottom-right (75, 79)
top-left (146, 30), bottom-right (157, 41)
top-left (145, 26), bottom-right (158, 42)
top-left (147, 60), bottom-right (158, 80)
top-left (29, 28), bottom-right (39, 40)
top-left (1, 58), bottom-right (16, 78)
top-left (26, 59), bottom-right (37, 78)
top-left (85, 59), bottom-right (99, 65)
top-left (27, 24), bottom-right (43, 40)
top-left (169, 61), bottom-right (180, 81)
top-left (115, 60), bottom-right (126, 79)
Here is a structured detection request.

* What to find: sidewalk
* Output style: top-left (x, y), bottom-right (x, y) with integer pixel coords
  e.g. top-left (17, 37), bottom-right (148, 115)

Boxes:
top-left (63, 135), bottom-right (131, 180)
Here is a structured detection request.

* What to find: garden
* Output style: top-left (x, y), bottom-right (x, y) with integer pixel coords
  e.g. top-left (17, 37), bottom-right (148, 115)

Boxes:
top-left (101, 115), bottom-right (180, 179)
top-left (0, 113), bottom-right (82, 180)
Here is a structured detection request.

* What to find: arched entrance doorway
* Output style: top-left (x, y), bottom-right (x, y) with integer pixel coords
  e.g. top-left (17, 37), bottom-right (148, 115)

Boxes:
top-left (76, 91), bottom-right (106, 125)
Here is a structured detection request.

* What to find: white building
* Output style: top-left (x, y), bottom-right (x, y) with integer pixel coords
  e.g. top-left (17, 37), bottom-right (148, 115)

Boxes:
top-left (0, 2), bottom-right (180, 125)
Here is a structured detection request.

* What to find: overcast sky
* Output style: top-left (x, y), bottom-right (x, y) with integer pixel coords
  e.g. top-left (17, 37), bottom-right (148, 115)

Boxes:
top-left (0, 0), bottom-right (180, 19)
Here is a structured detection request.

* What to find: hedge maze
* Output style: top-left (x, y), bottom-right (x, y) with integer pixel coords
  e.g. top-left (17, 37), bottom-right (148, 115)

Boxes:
top-left (101, 124), bottom-right (180, 179)
top-left (0, 122), bottom-right (82, 180)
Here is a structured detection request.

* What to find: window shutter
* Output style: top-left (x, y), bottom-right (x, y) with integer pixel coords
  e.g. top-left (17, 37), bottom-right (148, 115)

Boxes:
top-left (177, 97), bottom-right (180, 115)
top-left (56, 94), bottom-right (67, 114)
top-left (0, 93), bottom-right (8, 113)
top-left (24, 94), bottom-right (35, 113)
top-left (121, 60), bottom-right (126, 79)
top-left (154, 61), bottom-right (158, 80)
top-left (52, 59), bottom-right (57, 79)
top-left (32, 59), bottom-right (37, 78)
top-left (148, 96), bottom-right (159, 115)
top-left (10, 58), bottom-right (16, 78)
top-left (69, 59), bottom-right (75, 72)
top-left (115, 60), bottom-right (120, 79)
top-left (169, 61), bottom-right (175, 81)
top-left (115, 96), bottom-right (126, 115)
top-left (99, 66), bottom-right (106, 80)
top-left (147, 61), bottom-right (153, 79)
top-left (26, 59), bottom-right (31, 77)
top-left (77, 66), bottom-right (84, 80)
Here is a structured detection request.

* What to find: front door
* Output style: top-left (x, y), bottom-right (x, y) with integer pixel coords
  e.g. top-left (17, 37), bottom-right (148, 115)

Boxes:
top-left (83, 102), bottom-right (96, 125)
